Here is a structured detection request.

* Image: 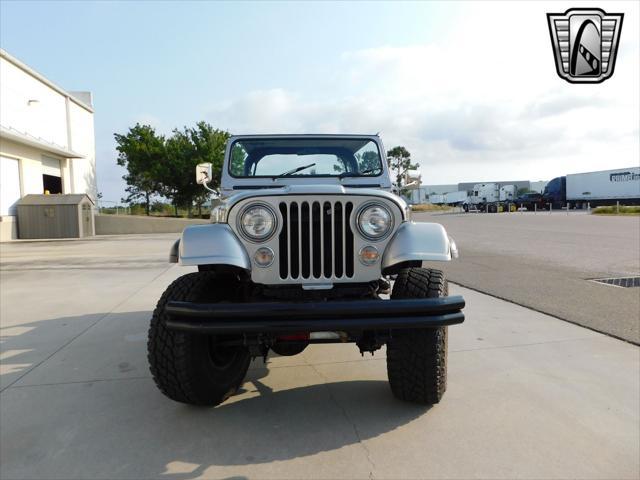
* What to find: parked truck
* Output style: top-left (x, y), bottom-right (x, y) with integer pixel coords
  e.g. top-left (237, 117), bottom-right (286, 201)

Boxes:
top-left (465, 183), bottom-right (517, 212)
top-left (513, 192), bottom-right (545, 211)
top-left (543, 167), bottom-right (640, 209)
top-left (444, 190), bottom-right (469, 206)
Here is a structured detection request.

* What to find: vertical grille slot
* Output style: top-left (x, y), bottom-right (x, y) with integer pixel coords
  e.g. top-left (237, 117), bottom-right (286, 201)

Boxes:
top-left (290, 202), bottom-right (299, 279)
top-left (334, 202), bottom-right (344, 278)
top-left (323, 202), bottom-right (332, 278)
top-left (345, 202), bottom-right (354, 277)
top-left (312, 202), bottom-right (321, 278)
top-left (277, 199), bottom-right (355, 281)
top-left (278, 203), bottom-right (288, 279)
top-left (301, 202), bottom-right (311, 278)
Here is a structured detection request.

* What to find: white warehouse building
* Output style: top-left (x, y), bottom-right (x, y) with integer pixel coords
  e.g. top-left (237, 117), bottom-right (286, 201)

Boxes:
top-left (0, 49), bottom-right (96, 241)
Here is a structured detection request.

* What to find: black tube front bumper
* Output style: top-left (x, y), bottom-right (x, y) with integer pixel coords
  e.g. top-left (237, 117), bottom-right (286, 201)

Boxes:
top-left (165, 296), bottom-right (465, 334)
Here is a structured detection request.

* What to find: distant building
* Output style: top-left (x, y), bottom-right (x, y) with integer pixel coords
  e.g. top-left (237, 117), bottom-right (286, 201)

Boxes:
top-left (458, 180), bottom-right (531, 193)
top-left (0, 49), bottom-right (96, 241)
top-left (406, 179), bottom-right (550, 204)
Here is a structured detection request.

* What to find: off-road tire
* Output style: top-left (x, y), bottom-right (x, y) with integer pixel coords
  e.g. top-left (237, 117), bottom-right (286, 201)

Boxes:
top-left (148, 272), bottom-right (251, 406)
top-left (387, 267), bottom-right (448, 404)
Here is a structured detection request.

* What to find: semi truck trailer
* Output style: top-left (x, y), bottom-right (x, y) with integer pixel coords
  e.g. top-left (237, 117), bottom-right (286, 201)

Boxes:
top-left (444, 190), bottom-right (469, 206)
top-left (428, 194), bottom-right (446, 205)
top-left (544, 167), bottom-right (640, 208)
top-left (465, 183), bottom-right (517, 212)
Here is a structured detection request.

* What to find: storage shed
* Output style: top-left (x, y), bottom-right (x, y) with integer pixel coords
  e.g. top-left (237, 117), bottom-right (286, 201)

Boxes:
top-left (16, 194), bottom-right (95, 239)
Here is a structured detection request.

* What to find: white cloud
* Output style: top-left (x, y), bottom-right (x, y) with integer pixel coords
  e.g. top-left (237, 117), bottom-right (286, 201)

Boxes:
top-left (207, 2), bottom-right (639, 184)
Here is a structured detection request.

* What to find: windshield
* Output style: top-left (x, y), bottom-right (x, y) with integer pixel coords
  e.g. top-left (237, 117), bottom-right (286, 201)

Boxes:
top-left (229, 137), bottom-right (383, 178)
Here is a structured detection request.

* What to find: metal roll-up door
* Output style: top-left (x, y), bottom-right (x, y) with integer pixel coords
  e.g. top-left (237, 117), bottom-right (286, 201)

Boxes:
top-left (1, 156), bottom-right (21, 216)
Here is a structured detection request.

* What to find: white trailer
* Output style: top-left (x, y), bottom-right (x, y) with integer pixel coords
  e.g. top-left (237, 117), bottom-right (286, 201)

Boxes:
top-left (444, 190), bottom-right (469, 205)
top-left (567, 167), bottom-right (640, 206)
top-left (429, 194), bottom-right (445, 205)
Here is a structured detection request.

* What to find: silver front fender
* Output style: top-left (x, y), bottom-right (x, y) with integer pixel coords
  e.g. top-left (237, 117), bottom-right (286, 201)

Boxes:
top-left (382, 222), bottom-right (458, 269)
top-left (179, 224), bottom-right (251, 269)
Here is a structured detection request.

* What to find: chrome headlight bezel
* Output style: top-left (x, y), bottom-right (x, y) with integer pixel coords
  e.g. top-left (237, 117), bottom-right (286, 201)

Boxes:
top-left (237, 203), bottom-right (278, 242)
top-left (356, 202), bottom-right (394, 241)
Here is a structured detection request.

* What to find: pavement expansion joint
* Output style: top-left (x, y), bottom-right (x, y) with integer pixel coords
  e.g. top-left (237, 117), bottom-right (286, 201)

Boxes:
top-left (5, 375), bottom-right (152, 390)
top-left (449, 336), bottom-right (597, 354)
top-left (306, 359), bottom-right (377, 477)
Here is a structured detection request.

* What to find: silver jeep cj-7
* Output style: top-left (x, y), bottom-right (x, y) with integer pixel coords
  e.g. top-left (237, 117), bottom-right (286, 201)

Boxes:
top-left (148, 134), bottom-right (465, 406)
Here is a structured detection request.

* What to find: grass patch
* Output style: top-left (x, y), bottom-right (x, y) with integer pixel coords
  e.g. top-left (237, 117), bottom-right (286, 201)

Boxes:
top-left (592, 205), bottom-right (640, 215)
top-left (410, 204), bottom-right (455, 212)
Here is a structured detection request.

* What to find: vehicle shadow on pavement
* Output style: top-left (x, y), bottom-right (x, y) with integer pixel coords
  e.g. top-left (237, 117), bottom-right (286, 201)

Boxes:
top-left (154, 378), bottom-right (429, 478)
top-left (0, 312), bottom-right (110, 391)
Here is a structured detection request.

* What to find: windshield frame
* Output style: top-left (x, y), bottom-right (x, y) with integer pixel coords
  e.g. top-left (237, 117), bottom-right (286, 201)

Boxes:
top-left (227, 136), bottom-right (385, 179)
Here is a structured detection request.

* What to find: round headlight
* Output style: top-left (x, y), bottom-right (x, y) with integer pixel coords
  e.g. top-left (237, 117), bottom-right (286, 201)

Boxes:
top-left (357, 203), bottom-right (393, 240)
top-left (239, 204), bottom-right (277, 241)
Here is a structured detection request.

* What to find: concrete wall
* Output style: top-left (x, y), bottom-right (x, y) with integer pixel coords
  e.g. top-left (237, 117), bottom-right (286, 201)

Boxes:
top-left (95, 215), bottom-right (208, 235)
top-left (0, 216), bottom-right (17, 242)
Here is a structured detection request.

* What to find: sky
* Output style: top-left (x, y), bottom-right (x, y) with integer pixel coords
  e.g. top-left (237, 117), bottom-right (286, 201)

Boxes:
top-left (1, 0), bottom-right (638, 203)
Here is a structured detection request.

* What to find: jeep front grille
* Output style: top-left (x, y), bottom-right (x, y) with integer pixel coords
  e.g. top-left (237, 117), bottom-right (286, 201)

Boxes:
top-left (278, 200), bottom-right (354, 280)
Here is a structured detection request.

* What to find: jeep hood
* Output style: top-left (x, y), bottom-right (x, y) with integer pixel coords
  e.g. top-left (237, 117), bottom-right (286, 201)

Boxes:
top-left (218, 184), bottom-right (408, 219)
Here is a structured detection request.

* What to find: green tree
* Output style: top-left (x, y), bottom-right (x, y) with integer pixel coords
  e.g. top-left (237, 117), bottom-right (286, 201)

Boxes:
top-left (114, 124), bottom-right (166, 215)
top-left (163, 122), bottom-right (230, 216)
top-left (386, 146), bottom-right (419, 194)
top-left (230, 142), bottom-right (248, 176)
top-left (334, 150), bottom-right (382, 175)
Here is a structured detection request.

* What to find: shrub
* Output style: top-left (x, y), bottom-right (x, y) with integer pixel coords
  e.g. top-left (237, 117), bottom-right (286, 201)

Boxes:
top-left (410, 204), bottom-right (455, 212)
top-left (592, 205), bottom-right (640, 215)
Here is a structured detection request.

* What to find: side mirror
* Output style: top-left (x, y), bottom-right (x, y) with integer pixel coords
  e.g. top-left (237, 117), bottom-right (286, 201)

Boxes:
top-left (196, 163), bottom-right (212, 185)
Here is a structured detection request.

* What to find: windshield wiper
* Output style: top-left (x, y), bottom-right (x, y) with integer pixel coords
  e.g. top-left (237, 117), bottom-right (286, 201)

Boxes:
top-left (338, 168), bottom-right (380, 179)
top-left (273, 163), bottom-right (316, 179)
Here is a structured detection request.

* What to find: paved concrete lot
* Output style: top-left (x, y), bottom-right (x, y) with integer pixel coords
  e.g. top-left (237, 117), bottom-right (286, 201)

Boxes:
top-left (415, 211), bottom-right (640, 343)
top-left (1, 234), bottom-right (639, 479)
